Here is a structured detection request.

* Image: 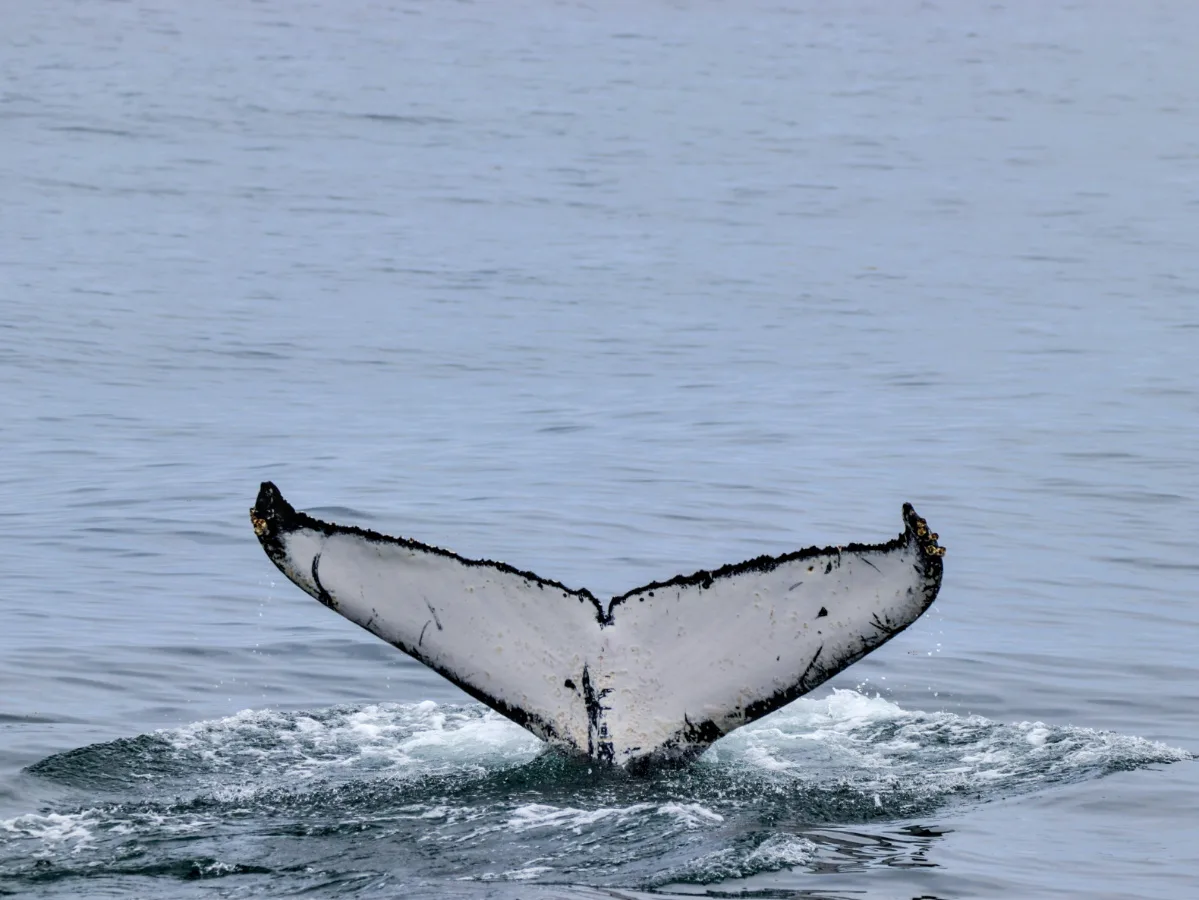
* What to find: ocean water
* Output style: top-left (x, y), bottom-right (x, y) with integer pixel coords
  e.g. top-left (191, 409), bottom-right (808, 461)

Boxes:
top-left (2, 1), bottom-right (1197, 897)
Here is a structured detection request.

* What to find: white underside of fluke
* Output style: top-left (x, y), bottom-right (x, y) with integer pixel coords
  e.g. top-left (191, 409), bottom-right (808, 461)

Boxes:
top-left (251, 484), bottom-right (944, 770)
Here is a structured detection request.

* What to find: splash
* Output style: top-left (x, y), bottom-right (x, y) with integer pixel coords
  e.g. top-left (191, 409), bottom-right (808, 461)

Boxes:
top-left (6, 692), bottom-right (1189, 895)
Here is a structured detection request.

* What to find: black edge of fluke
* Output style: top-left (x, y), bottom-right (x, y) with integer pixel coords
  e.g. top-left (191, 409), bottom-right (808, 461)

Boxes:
top-left (606, 501), bottom-right (946, 620)
top-left (901, 501), bottom-right (946, 594)
top-left (250, 481), bottom-right (298, 566)
top-left (249, 482), bottom-right (610, 622)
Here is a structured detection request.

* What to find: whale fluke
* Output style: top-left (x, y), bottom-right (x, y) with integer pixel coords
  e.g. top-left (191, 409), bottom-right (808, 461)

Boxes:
top-left (250, 482), bottom-right (944, 770)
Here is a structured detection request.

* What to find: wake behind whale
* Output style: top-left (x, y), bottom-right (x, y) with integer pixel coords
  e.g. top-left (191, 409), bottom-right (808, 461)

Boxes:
top-left (250, 482), bottom-right (944, 770)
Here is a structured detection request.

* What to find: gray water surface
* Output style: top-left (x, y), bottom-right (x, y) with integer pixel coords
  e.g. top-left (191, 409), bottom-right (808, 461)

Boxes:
top-left (3, 1), bottom-right (1198, 897)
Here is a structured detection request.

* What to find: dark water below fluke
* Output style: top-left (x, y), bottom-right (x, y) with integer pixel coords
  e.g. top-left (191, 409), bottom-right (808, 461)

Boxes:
top-left (3, 696), bottom-right (1188, 897)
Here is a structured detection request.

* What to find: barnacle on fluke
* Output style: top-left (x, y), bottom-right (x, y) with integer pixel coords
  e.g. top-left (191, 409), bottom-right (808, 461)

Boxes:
top-left (251, 483), bottom-right (944, 770)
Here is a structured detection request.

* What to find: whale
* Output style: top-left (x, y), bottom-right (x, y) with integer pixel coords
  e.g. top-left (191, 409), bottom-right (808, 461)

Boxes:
top-left (250, 482), bottom-right (944, 770)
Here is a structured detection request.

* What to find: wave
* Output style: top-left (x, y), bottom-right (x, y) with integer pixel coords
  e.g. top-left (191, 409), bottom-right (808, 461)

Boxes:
top-left (5, 691), bottom-right (1189, 895)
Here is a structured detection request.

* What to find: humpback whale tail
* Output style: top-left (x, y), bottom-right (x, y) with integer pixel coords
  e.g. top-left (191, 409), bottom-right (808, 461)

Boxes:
top-left (250, 483), bottom-right (944, 770)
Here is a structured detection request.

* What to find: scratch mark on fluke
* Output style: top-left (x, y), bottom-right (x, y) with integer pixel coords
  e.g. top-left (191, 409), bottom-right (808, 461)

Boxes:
top-left (310, 553), bottom-right (336, 610)
top-left (249, 481), bottom-right (945, 770)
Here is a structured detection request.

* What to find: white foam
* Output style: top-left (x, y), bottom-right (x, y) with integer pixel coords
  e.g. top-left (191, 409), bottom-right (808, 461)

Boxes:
top-left (147, 691), bottom-right (1191, 803)
top-left (505, 802), bottom-right (650, 834)
top-left (159, 702), bottom-right (541, 784)
top-left (663, 832), bottom-right (817, 884)
top-left (502, 865), bottom-right (553, 880)
top-left (16, 690), bottom-right (1188, 877)
top-left (397, 708), bottom-right (537, 762)
top-left (656, 802), bottom-right (724, 827)
top-left (1023, 724), bottom-right (1052, 746)
top-left (745, 833), bottom-right (818, 869)
top-left (498, 799), bottom-right (724, 838)
top-left (192, 860), bottom-right (239, 877)
top-left (469, 864), bottom-right (555, 883)
top-left (0, 811), bottom-right (97, 846)
top-left (713, 689), bottom-right (1192, 801)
